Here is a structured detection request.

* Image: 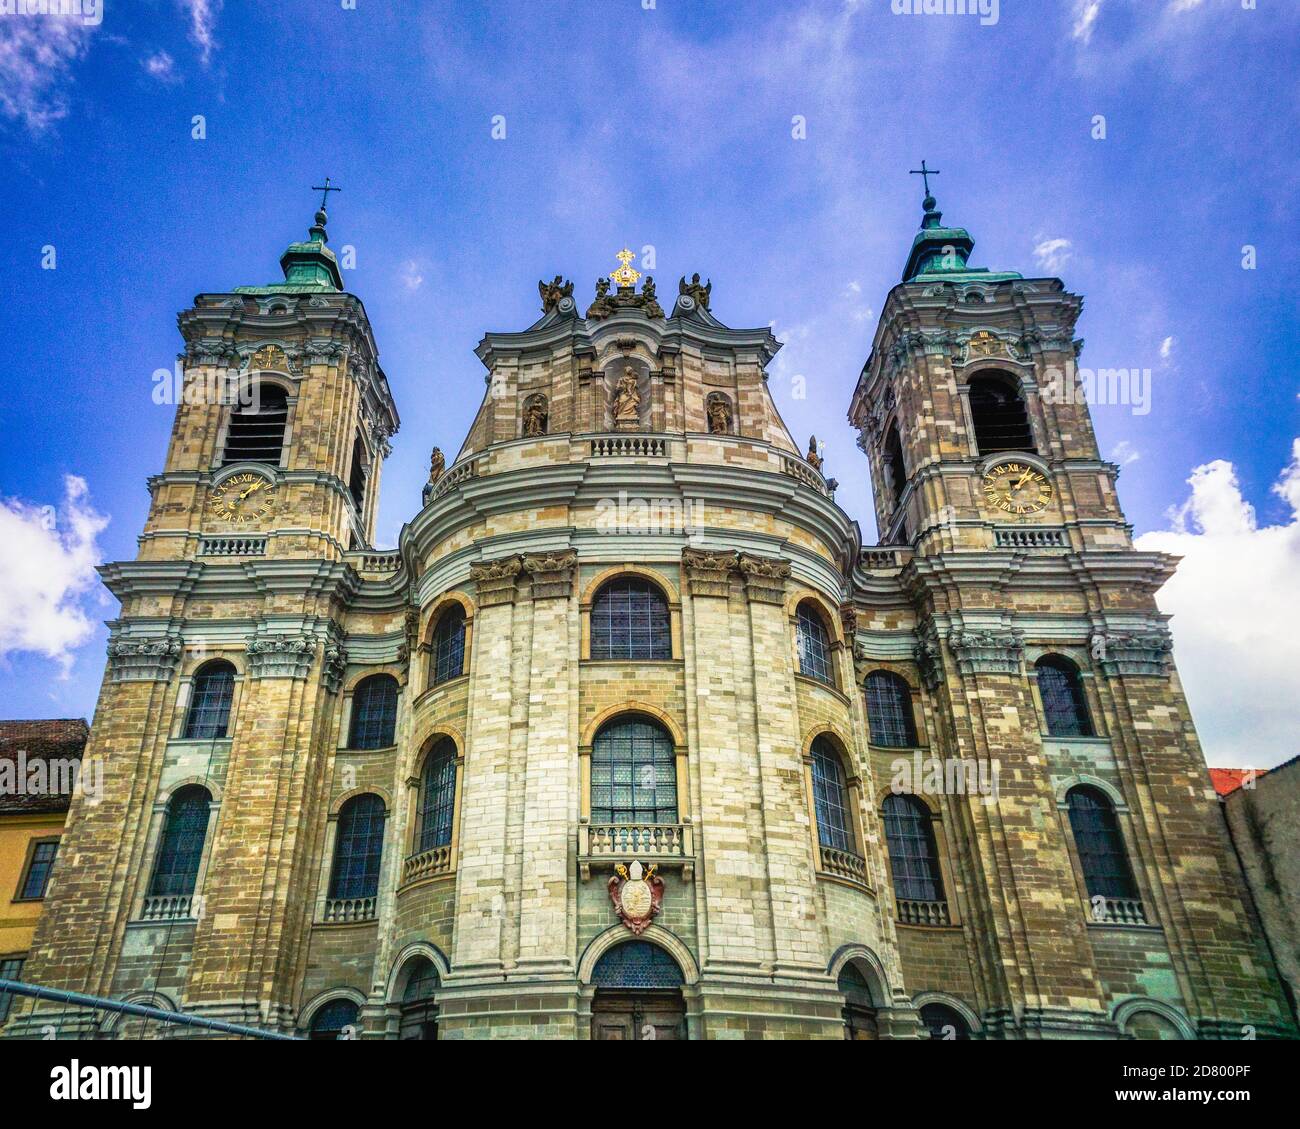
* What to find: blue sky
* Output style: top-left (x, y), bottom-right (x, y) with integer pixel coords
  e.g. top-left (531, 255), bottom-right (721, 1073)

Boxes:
top-left (0, 0), bottom-right (1296, 767)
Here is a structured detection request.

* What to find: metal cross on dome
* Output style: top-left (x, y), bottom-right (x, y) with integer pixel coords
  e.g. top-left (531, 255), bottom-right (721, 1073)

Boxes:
top-left (909, 160), bottom-right (940, 197)
top-left (311, 176), bottom-right (342, 212)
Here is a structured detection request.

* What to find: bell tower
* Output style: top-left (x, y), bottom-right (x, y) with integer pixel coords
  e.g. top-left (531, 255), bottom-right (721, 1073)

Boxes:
top-left (145, 189), bottom-right (398, 561)
top-left (849, 183), bottom-right (1129, 557)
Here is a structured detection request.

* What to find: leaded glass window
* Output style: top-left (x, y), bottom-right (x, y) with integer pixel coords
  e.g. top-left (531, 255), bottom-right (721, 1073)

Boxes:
top-left (1066, 786), bottom-right (1137, 900)
top-left (309, 998), bottom-right (358, 1041)
top-left (920, 1002), bottom-right (971, 1040)
top-left (19, 839), bottom-right (59, 899)
top-left (149, 786), bottom-right (211, 898)
top-left (329, 794), bottom-right (385, 900)
top-left (590, 718), bottom-right (677, 824)
top-left (811, 736), bottom-right (855, 853)
top-left (1036, 656), bottom-right (1094, 737)
top-left (183, 662), bottom-right (234, 740)
top-left (348, 674), bottom-right (399, 749)
top-left (0, 957), bottom-right (23, 1023)
top-left (881, 793), bottom-right (944, 902)
top-left (590, 941), bottom-right (684, 989)
top-left (796, 603), bottom-right (834, 685)
top-left (430, 606), bottom-right (466, 685)
top-left (417, 739), bottom-right (457, 852)
top-left (590, 577), bottom-right (671, 661)
top-left (865, 671), bottom-right (918, 747)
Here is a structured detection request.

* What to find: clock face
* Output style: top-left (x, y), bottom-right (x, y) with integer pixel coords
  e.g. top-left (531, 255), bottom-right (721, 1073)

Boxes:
top-left (982, 461), bottom-right (1053, 515)
top-left (209, 471), bottom-right (278, 524)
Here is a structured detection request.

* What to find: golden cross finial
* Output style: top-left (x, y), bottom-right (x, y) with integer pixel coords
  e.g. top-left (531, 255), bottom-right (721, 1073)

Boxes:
top-left (610, 247), bottom-right (642, 289)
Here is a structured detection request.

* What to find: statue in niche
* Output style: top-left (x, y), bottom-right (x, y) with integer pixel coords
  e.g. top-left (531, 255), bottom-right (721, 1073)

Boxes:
top-left (611, 367), bottom-right (642, 429)
top-left (707, 393), bottom-right (733, 435)
top-left (523, 393), bottom-right (549, 437)
top-left (428, 446), bottom-right (445, 484)
top-left (806, 435), bottom-right (823, 471)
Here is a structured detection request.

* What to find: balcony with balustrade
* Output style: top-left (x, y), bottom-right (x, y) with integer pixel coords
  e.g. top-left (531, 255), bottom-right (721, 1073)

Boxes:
top-left (578, 820), bottom-right (694, 881)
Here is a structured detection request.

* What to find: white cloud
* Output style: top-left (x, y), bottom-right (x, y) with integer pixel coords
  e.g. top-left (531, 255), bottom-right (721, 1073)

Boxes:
top-left (1160, 335), bottom-right (1175, 360)
top-left (180, 0), bottom-right (221, 66)
top-left (0, 476), bottom-right (109, 675)
top-left (1033, 237), bottom-right (1073, 273)
top-left (1072, 0), bottom-right (1102, 45)
top-left (399, 260), bottom-right (425, 291)
top-left (142, 50), bottom-right (177, 82)
top-left (0, 14), bottom-right (95, 134)
top-left (1135, 441), bottom-right (1300, 769)
top-left (1111, 440), bottom-right (1140, 465)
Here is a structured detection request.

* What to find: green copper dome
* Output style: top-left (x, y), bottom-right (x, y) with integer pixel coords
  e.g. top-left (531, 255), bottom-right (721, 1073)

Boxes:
top-left (902, 193), bottom-right (1020, 284)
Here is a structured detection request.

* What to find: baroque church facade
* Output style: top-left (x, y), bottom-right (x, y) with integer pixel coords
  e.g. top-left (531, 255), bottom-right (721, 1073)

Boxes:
top-left (5, 191), bottom-right (1294, 1040)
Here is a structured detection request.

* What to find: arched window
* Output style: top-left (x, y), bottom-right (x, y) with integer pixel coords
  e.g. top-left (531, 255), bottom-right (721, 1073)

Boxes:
top-left (919, 1002), bottom-right (971, 1040)
top-left (968, 373), bottom-right (1034, 455)
top-left (309, 998), bottom-right (358, 1041)
top-left (223, 382), bottom-right (288, 466)
top-left (838, 962), bottom-right (879, 1040)
top-left (796, 602), bottom-right (834, 685)
top-left (183, 661), bottom-right (235, 740)
top-left (1066, 786), bottom-right (1137, 901)
top-left (430, 605), bottom-right (466, 685)
top-left (399, 958), bottom-right (440, 1040)
top-left (810, 736), bottom-right (855, 854)
top-left (591, 717), bottom-right (677, 824)
top-left (884, 424), bottom-right (907, 505)
top-left (417, 738), bottom-right (457, 852)
top-left (348, 433), bottom-right (367, 511)
top-left (881, 793), bottom-right (944, 903)
top-left (590, 577), bottom-right (671, 661)
top-left (348, 675), bottom-right (399, 749)
top-left (329, 794), bottom-right (386, 901)
top-left (1036, 656), bottom-right (1094, 737)
top-left (865, 671), bottom-right (918, 747)
top-left (148, 785), bottom-right (211, 898)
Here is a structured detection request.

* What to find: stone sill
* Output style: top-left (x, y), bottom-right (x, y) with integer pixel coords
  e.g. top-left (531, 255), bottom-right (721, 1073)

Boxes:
top-left (1085, 920), bottom-right (1162, 933)
top-left (412, 674), bottom-right (469, 708)
top-left (339, 744), bottom-right (399, 755)
top-left (794, 674), bottom-right (851, 706)
top-left (815, 870), bottom-right (875, 897)
top-left (396, 871), bottom-right (457, 896)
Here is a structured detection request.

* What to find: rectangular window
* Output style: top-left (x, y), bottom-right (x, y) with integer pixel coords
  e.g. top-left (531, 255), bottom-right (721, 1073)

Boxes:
top-left (17, 839), bottom-right (59, 901)
top-left (0, 957), bottom-right (24, 1023)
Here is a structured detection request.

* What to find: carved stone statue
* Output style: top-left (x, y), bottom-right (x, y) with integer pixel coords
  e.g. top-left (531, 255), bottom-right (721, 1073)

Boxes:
top-left (522, 393), bottom-right (548, 437)
top-left (538, 275), bottom-right (573, 314)
top-left (641, 276), bottom-right (664, 319)
top-left (611, 367), bottom-right (642, 429)
top-left (707, 393), bottom-right (732, 435)
top-left (429, 446), bottom-right (445, 483)
top-left (586, 276), bottom-right (616, 320)
top-left (678, 273), bottom-right (712, 310)
top-left (806, 435), bottom-right (823, 471)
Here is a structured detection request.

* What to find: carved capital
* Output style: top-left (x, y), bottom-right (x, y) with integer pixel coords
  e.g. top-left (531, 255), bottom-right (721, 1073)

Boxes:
top-left (322, 631), bottom-right (348, 694)
top-left (737, 553), bottom-right (791, 605)
top-left (947, 629), bottom-right (1023, 677)
top-left (914, 621), bottom-right (944, 690)
top-left (1090, 631), bottom-right (1173, 678)
top-left (681, 548), bottom-right (738, 599)
top-left (470, 555), bottom-right (523, 607)
top-left (522, 549), bottom-right (578, 600)
top-left (245, 633), bottom-right (317, 680)
top-left (106, 634), bottom-right (183, 683)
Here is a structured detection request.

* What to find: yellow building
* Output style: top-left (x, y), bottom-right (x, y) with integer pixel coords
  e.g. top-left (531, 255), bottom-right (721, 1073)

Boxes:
top-left (0, 719), bottom-right (88, 1023)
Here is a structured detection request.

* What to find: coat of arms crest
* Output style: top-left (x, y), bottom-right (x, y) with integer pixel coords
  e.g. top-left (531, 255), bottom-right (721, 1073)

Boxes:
top-left (608, 860), bottom-right (664, 935)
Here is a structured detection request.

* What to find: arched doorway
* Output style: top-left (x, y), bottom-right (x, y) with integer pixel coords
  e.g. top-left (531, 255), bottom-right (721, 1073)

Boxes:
top-left (590, 940), bottom-right (686, 1040)
top-left (398, 957), bottom-right (440, 1040)
top-left (838, 961), bottom-right (879, 1040)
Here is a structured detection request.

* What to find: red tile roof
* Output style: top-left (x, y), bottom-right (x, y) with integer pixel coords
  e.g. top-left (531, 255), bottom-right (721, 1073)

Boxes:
top-left (0, 719), bottom-right (89, 815)
top-left (1208, 766), bottom-right (1265, 798)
